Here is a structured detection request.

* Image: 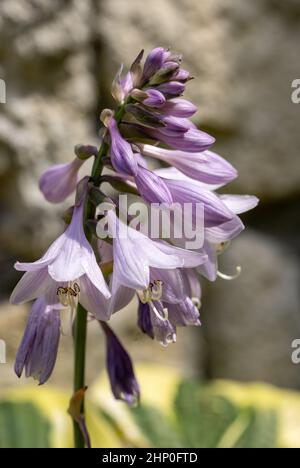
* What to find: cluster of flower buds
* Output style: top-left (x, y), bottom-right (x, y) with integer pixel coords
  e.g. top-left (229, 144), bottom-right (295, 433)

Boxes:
top-left (10, 47), bottom-right (258, 407)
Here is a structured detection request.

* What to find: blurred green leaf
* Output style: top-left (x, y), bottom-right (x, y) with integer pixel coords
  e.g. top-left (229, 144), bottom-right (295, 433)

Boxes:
top-left (130, 405), bottom-right (184, 448)
top-left (174, 380), bottom-right (238, 448)
top-left (0, 365), bottom-right (298, 448)
top-left (234, 407), bottom-right (277, 448)
top-left (0, 401), bottom-right (51, 448)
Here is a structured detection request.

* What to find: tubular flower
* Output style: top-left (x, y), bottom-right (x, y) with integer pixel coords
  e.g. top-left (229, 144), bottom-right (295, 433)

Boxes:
top-left (15, 297), bottom-right (61, 385)
top-left (11, 186), bottom-right (111, 383)
top-left (100, 322), bottom-right (140, 406)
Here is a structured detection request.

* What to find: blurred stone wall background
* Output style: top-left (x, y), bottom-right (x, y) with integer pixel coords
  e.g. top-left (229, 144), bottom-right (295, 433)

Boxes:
top-left (0, 0), bottom-right (300, 390)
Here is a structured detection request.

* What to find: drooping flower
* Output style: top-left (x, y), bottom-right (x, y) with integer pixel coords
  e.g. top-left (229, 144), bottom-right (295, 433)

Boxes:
top-left (197, 194), bottom-right (259, 281)
top-left (11, 184), bottom-right (111, 321)
top-left (107, 209), bottom-right (205, 287)
top-left (111, 65), bottom-right (134, 104)
top-left (140, 144), bottom-right (237, 185)
top-left (101, 209), bottom-right (206, 315)
top-left (15, 297), bottom-right (61, 385)
top-left (136, 269), bottom-right (201, 346)
top-left (100, 321), bottom-right (140, 405)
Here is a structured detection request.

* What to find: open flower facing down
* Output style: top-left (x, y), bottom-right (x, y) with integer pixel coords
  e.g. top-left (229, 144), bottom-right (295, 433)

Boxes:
top-left (11, 182), bottom-right (111, 382)
top-left (10, 46), bottom-right (258, 448)
top-left (15, 297), bottom-right (61, 385)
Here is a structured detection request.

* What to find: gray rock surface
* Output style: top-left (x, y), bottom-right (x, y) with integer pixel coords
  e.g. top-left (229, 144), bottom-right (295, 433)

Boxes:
top-left (0, 0), bottom-right (97, 260)
top-left (203, 231), bottom-right (300, 389)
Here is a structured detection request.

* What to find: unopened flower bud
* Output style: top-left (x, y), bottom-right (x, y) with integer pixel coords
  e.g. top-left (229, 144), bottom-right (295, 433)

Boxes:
top-left (39, 158), bottom-right (84, 204)
top-left (111, 65), bottom-right (133, 104)
top-left (74, 144), bottom-right (98, 160)
top-left (143, 47), bottom-right (166, 81)
top-left (148, 62), bottom-right (179, 85)
top-left (111, 65), bottom-right (125, 104)
top-left (130, 89), bottom-right (148, 102)
top-left (100, 108), bottom-right (115, 127)
top-left (156, 81), bottom-right (185, 96)
top-left (130, 49), bottom-right (144, 88)
top-left (131, 88), bottom-right (165, 108)
top-left (167, 53), bottom-right (183, 64)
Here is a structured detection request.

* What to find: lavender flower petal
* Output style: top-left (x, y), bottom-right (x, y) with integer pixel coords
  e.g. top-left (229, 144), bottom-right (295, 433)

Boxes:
top-left (149, 301), bottom-right (177, 346)
top-left (137, 301), bottom-right (154, 339)
top-left (101, 322), bottom-right (140, 405)
top-left (39, 158), bottom-right (84, 204)
top-left (143, 47), bottom-right (166, 81)
top-left (143, 89), bottom-right (166, 108)
top-left (13, 192), bottom-right (111, 302)
top-left (140, 125), bottom-right (215, 152)
top-left (15, 297), bottom-right (61, 385)
top-left (107, 210), bottom-right (189, 292)
top-left (135, 166), bottom-right (173, 205)
top-left (197, 241), bottom-right (218, 281)
top-left (107, 117), bottom-right (138, 176)
top-left (79, 274), bottom-right (111, 321)
top-left (141, 145), bottom-right (238, 185)
top-left (163, 178), bottom-right (235, 227)
top-left (150, 268), bottom-right (190, 304)
top-left (159, 98), bottom-right (197, 117)
top-left (168, 298), bottom-right (201, 327)
top-left (10, 268), bottom-right (51, 305)
top-left (205, 217), bottom-right (245, 244)
top-left (219, 195), bottom-right (259, 214)
top-left (156, 81), bottom-right (185, 96)
top-left (108, 283), bottom-right (135, 315)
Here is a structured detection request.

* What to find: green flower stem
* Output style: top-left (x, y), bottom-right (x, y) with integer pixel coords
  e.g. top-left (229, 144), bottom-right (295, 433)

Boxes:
top-left (73, 103), bottom-right (126, 448)
top-left (73, 303), bottom-right (88, 449)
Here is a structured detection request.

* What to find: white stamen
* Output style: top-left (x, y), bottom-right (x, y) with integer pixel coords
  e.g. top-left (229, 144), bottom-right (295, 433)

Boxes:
top-left (57, 282), bottom-right (80, 335)
top-left (149, 302), bottom-right (169, 322)
top-left (217, 266), bottom-right (242, 281)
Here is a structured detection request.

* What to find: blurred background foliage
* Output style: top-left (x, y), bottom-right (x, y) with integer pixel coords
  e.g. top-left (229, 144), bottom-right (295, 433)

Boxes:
top-left (0, 0), bottom-right (300, 448)
top-left (1, 365), bottom-right (300, 449)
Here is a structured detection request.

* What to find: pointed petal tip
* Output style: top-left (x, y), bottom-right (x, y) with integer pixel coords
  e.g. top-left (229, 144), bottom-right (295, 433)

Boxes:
top-left (14, 365), bottom-right (22, 379)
